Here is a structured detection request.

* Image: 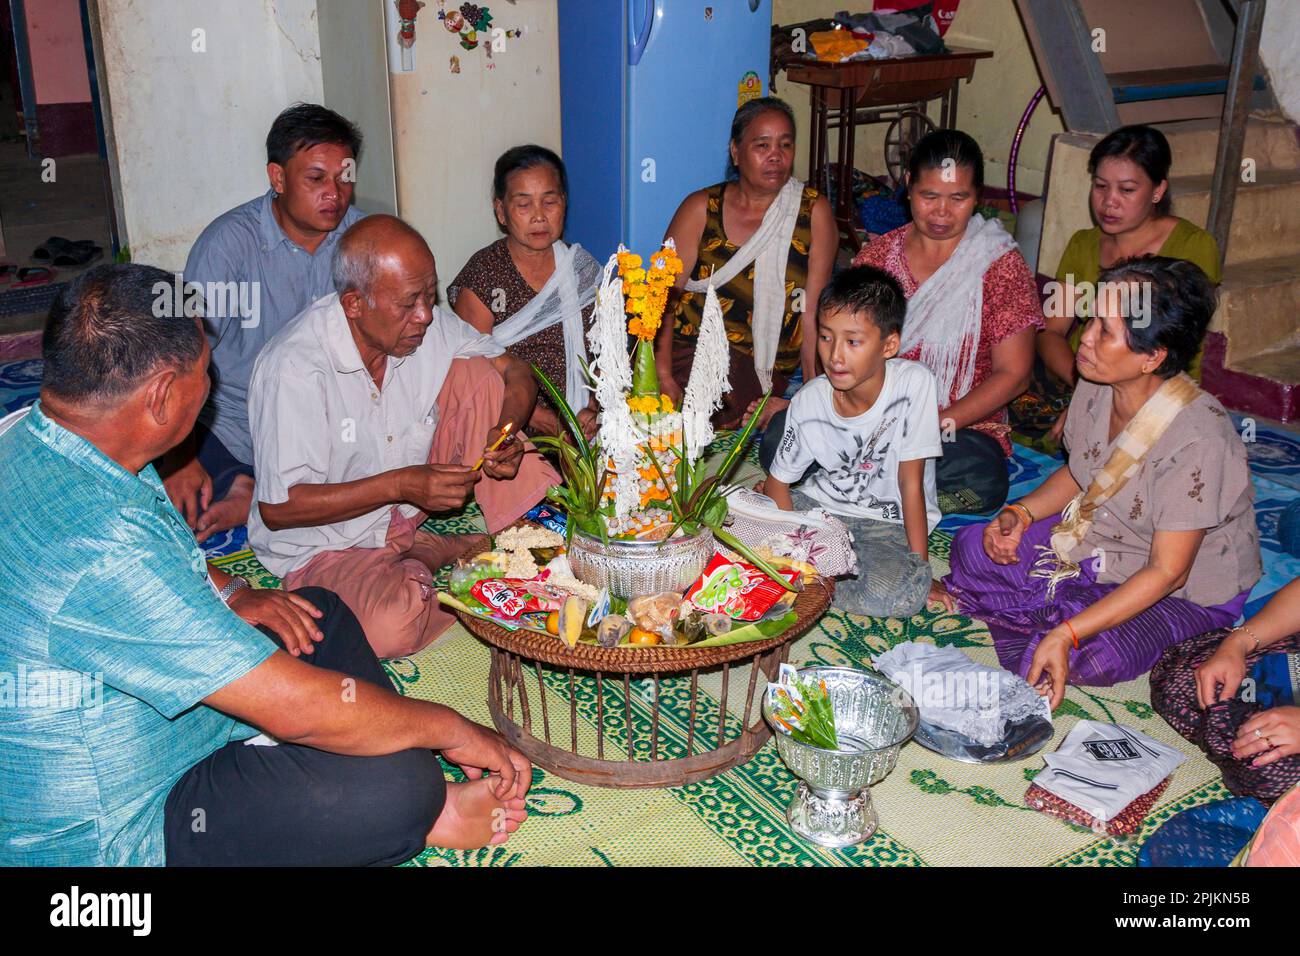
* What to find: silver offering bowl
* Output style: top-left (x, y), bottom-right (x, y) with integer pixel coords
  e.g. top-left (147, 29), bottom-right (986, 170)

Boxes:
top-left (567, 528), bottom-right (714, 601)
top-left (763, 666), bottom-right (918, 847)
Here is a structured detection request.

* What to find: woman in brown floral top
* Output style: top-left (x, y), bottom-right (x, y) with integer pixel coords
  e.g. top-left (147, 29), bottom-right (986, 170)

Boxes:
top-left (944, 256), bottom-right (1261, 707)
top-left (450, 145), bottom-right (601, 439)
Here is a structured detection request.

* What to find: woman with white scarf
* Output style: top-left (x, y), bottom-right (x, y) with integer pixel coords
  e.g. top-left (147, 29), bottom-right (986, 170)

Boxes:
top-left (450, 145), bottom-right (602, 439)
top-left (656, 97), bottom-right (836, 429)
top-left (849, 130), bottom-right (1041, 517)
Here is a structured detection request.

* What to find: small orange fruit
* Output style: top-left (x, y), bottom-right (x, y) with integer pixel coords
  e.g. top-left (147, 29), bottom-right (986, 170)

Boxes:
top-left (628, 627), bottom-right (661, 646)
top-left (545, 610), bottom-right (560, 636)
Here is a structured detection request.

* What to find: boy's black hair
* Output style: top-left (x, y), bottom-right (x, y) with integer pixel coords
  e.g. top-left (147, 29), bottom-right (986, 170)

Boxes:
top-left (266, 103), bottom-right (363, 167)
top-left (1096, 255), bottom-right (1215, 378)
top-left (817, 265), bottom-right (907, 338)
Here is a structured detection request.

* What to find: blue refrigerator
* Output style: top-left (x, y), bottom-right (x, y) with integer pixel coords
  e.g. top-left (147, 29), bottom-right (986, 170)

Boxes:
top-left (558, 0), bottom-right (773, 259)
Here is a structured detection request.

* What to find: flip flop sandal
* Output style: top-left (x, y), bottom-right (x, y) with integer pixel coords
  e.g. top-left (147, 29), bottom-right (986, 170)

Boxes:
top-left (12, 266), bottom-right (56, 288)
top-left (0, 264), bottom-right (16, 286)
top-left (52, 243), bottom-right (103, 267)
top-left (30, 237), bottom-right (76, 262)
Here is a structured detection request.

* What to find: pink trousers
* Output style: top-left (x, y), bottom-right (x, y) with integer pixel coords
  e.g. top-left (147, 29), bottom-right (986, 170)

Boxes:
top-left (284, 357), bottom-right (557, 658)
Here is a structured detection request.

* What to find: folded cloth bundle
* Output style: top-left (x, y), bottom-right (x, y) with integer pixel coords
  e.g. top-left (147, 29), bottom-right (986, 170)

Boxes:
top-left (809, 29), bottom-right (870, 61)
top-left (1026, 720), bottom-right (1185, 835)
top-left (724, 488), bottom-right (858, 577)
top-left (873, 642), bottom-right (1050, 746)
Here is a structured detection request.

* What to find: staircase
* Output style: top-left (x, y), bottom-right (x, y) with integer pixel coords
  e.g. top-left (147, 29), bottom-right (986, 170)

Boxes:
top-left (1020, 0), bottom-right (1299, 422)
top-left (1167, 115), bottom-right (1300, 422)
top-left (1037, 115), bottom-right (1300, 422)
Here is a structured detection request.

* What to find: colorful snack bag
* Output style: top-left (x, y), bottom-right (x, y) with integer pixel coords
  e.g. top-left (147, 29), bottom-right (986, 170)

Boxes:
top-left (684, 553), bottom-right (800, 622)
top-left (470, 575), bottom-right (566, 621)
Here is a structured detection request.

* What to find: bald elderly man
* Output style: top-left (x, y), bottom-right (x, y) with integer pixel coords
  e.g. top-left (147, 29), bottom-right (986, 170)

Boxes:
top-left (248, 215), bottom-right (558, 658)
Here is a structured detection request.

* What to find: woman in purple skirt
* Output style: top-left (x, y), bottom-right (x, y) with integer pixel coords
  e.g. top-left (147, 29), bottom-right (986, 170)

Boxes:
top-left (943, 256), bottom-right (1261, 707)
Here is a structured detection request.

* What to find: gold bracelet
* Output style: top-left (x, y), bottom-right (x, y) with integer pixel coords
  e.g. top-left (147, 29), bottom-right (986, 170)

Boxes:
top-left (1004, 503), bottom-right (1034, 528)
top-left (1230, 624), bottom-right (1261, 655)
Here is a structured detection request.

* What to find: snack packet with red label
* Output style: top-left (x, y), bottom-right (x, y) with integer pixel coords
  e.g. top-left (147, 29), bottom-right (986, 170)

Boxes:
top-left (684, 553), bottom-right (800, 622)
top-left (470, 573), bottom-right (566, 621)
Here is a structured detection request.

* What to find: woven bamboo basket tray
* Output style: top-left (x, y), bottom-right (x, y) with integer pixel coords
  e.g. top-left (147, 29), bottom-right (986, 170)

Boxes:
top-left (453, 576), bottom-right (834, 788)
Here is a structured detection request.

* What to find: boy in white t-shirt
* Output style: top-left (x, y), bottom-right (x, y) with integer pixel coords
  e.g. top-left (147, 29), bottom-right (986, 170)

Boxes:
top-left (759, 265), bottom-right (948, 618)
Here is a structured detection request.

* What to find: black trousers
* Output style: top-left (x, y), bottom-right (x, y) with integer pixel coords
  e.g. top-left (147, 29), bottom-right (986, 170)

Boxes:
top-left (163, 587), bottom-right (446, 866)
top-left (934, 427), bottom-right (1009, 516)
top-left (193, 423), bottom-right (255, 502)
top-left (759, 410), bottom-right (1009, 516)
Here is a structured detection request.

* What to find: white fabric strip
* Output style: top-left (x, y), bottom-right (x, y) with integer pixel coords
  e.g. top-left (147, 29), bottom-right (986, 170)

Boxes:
top-left (684, 177), bottom-right (804, 393)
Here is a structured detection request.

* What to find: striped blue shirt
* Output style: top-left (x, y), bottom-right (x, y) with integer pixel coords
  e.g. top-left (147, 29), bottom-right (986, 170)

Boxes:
top-left (0, 403), bottom-right (276, 865)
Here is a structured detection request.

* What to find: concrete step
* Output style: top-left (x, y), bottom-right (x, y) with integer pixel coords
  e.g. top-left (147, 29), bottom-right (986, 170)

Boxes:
top-left (1154, 115), bottom-right (1300, 178)
top-left (1170, 167), bottom-right (1300, 266)
top-left (1203, 333), bottom-right (1299, 424)
top-left (1231, 340), bottom-right (1300, 386)
top-left (1211, 255), bottom-right (1300, 366)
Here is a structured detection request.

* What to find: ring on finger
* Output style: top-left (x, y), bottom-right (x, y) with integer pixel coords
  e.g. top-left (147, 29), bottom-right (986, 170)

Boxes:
top-left (1255, 727), bottom-right (1264, 740)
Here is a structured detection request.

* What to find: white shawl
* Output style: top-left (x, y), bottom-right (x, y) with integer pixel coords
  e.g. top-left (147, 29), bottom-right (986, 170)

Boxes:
top-left (684, 176), bottom-right (804, 393)
top-left (900, 213), bottom-right (1018, 404)
top-left (491, 241), bottom-right (601, 409)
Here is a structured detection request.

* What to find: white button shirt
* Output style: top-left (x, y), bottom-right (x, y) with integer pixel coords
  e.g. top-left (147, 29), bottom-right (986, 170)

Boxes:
top-left (247, 292), bottom-right (503, 577)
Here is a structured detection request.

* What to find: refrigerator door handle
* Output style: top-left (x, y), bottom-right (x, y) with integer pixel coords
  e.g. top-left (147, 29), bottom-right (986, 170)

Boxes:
top-left (628, 0), bottom-right (655, 66)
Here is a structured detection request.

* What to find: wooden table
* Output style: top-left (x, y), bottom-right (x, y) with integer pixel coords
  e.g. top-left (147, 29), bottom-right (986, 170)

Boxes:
top-left (784, 47), bottom-right (994, 250)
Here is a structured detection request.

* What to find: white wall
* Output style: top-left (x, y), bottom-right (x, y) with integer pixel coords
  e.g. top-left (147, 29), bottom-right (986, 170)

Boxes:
top-left (386, 1), bottom-right (562, 283)
top-left (96, 0), bottom-right (324, 271)
top-left (1261, 1), bottom-right (1300, 125)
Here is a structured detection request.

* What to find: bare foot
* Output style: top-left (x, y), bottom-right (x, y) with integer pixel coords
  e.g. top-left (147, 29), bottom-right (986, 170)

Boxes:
top-left (196, 474), bottom-right (254, 543)
top-left (409, 531), bottom-right (490, 574)
top-left (426, 778), bottom-right (528, 849)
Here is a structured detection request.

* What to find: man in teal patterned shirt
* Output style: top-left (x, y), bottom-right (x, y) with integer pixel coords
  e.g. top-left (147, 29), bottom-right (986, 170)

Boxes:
top-left (0, 264), bottom-right (530, 865)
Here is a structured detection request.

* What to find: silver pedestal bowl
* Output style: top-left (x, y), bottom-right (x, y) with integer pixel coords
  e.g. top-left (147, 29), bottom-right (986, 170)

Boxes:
top-left (763, 666), bottom-right (918, 847)
top-left (567, 528), bottom-right (714, 601)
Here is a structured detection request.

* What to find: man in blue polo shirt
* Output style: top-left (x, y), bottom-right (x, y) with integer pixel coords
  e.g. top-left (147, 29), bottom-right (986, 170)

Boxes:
top-left (0, 264), bottom-right (529, 865)
top-left (162, 103), bottom-right (368, 542)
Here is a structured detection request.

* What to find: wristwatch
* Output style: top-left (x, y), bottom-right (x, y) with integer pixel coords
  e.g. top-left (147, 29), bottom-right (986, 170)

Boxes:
top-left (218, 576), bottom-right (251, 605)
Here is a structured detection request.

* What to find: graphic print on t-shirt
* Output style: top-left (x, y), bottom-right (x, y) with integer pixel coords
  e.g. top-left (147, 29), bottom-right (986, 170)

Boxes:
top-left (814, 397), bottom-right (911, 522)
top-left (768, 362), bottom-right (943, 532)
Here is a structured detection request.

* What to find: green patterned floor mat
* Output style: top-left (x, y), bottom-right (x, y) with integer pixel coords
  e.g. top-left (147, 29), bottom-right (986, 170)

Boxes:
top-left (212, 526), bottom-right (1227, 868)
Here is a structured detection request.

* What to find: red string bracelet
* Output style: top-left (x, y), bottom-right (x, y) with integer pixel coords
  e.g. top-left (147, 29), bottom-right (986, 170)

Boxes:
top-left (1065, 619), bottom-right (1080, 650)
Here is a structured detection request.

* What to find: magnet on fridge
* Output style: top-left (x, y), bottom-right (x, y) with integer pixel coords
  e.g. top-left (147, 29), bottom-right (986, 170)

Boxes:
top-left (444, 10), bottom-right (464, 31)
top-left (449, 54), bottom-right (461, 73)
top-left (738, 70), bottom-right (762, 108)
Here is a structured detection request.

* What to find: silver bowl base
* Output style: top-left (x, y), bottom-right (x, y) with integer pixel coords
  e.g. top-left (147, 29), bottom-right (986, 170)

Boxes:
top-left (786, 782), bottom-right (879, 848)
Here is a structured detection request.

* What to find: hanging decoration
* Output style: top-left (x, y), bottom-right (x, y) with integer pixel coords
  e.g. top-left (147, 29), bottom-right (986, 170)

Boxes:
top-left (390, 0), bottom-right (426, 72)
top-left (435, 1), bottom-right (525, 60)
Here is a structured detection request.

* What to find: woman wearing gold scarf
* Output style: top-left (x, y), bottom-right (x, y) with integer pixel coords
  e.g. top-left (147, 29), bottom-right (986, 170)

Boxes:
top-left (944, 256), bottom-right (1261, 708)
